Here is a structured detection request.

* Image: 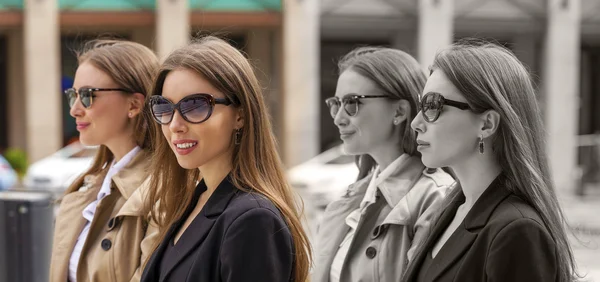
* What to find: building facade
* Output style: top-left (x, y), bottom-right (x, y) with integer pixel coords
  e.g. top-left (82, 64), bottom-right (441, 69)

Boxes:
top-left (2, 0), bottom-right (600, 192)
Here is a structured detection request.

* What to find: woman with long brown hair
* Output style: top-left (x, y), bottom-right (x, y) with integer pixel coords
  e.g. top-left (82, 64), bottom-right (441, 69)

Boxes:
top-left (49, 40), bottom-right (159, 282)
top-left (140, 36), bottom-right (311, 282)
top-left (403, 40), bottom-right (579, 282)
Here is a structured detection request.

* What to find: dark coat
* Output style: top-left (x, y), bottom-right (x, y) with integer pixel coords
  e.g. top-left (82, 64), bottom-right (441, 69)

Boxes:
top-left (141, 176), bottom-right (294, 282)
top-left (402, 174), bottom-right (558, 282)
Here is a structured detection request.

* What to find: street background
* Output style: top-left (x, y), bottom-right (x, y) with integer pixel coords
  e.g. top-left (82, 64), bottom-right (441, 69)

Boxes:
top-left (1, 0), bottom-right (600, 281)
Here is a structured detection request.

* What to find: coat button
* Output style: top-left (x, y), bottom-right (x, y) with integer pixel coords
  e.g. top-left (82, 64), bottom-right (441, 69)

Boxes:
top-left (365, 246), bottom-right (377, 259)
top-left (101, 239), bottom-right (112, 251)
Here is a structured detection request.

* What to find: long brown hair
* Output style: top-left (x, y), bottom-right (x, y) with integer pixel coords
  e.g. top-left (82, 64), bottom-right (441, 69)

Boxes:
top-left (143, 36), bottom-right (312, 281)
top-left (337, 47), bottom-right (427, 180)
top-left (65, 39), bottom-right (159, 194)
top-left (405, 39), bottom-right (579, 282)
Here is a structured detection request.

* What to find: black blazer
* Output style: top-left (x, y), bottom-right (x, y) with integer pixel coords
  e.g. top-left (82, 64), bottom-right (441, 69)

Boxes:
top-left (402, 174), bottom-right (558, 282)
top-left (141, 175), bottom-right (294, 282)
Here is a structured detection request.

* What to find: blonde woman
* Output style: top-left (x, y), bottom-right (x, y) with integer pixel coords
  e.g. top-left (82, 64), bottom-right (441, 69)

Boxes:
top-left (50, 40), bottom-right (159, 282)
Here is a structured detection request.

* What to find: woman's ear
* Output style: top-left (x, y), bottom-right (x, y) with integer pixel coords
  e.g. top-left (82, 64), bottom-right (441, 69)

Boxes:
top-left (393, 99), bottom-right (411, 125)
top-left (128, 93), bottom-right (146, 117)
top-left (479, 109), bottom-right (501, 138)
top-left (235, 108), bottom-right (244, 129)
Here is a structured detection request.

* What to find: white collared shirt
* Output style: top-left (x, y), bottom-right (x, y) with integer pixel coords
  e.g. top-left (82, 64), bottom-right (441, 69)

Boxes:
top-left (68, 146), bottom-right (141, 282)
top-left (329, 154), bottom-right (409, 282)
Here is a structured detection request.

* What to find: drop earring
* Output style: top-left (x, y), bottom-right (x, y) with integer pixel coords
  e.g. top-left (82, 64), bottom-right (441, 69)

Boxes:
top-left (478, 135), bottom-right (485, 154)
top-left (234, 129), bottom-right (242, 145)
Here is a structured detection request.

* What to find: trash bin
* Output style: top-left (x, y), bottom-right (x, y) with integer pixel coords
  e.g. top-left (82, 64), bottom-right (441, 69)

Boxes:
top-left (0, 190), bottom-right (54, 282)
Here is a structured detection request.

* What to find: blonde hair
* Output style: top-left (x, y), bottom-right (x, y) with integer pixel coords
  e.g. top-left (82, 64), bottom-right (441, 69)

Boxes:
top-left (65, 39), bottom-right (159, 194)
top-left (144, 36), bottom-right (312, 281)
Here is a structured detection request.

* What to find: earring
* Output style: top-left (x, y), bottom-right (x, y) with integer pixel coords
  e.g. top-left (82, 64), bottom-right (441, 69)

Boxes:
top-left (478, 135), bottom-right (485, 154)
top-left (128, 112), bottom-right (133, 118)
top-left (393, 119), bottom-right (400, 125)
top-left (234, 129), bottom-right (242, 145)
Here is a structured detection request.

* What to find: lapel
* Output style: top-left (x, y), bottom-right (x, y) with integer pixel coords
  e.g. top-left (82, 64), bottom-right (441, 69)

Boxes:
top-left (404, 174), bottom-right (511, 282)
top-left (51, 178), bottom-right (102, 281)
top-left (111, 149), bottom-right (151, 200)
top-left (314, 176), bottom-right (369, 278)
top-left (143, 175), bottom-right (239, 282)
top-left (403, 190), bottom-right (463, 282)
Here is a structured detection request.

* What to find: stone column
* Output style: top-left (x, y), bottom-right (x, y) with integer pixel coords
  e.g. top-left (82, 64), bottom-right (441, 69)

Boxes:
top-left (156, 0), bottom-right (189, 59)
top-left (282, 0), bottom-right (320, 167)
top-left (543, 0), bottom-right (581, 192)
top-left (418, 0), bottom-right (454, 70)
top-left (24, 0), bottom-right (61, 162)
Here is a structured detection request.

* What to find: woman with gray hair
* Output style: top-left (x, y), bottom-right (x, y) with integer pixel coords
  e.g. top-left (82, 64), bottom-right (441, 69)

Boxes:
top-left (312, 47), bottom-right (455, 282)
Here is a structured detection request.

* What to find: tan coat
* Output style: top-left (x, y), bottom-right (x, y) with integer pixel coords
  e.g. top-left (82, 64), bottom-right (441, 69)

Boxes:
top-left (312, 156), bottom-right (455, 282)
top-left (49, 150), bottom-right (159, 282)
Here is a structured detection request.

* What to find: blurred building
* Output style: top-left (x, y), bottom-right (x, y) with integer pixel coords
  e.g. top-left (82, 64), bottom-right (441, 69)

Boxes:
top-left (0, 0), bottom-right (284, 163)
top-left (1, 0), bottom-right (600, 192)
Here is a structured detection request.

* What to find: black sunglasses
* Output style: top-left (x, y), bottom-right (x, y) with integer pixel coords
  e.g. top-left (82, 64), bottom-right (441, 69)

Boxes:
top-left (419, 92), bottom-right (471, 122)
top-left (64, 87), bottom-right (133, 109)
top-left (325, 95), bottom-right (388, 118)
top-left (149, 93), bottom-right (235, 125)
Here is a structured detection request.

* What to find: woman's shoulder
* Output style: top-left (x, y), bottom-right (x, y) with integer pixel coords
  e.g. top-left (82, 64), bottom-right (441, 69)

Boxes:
top-left (224, 190), bottom-right (285, 223)
top-left (489, 194), bottom-right (547, 229)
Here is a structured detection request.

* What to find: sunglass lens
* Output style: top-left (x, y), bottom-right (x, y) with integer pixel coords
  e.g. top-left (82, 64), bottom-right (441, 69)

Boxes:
top-left (326, 98), bottom-right (340, 118)
top-left (422, 93), bottom-right (442, 122)
top-left (180, 96), bottom-right (211, 123)
top-left (80, 89), bottom-right (93, 108)
top-left (65, 89), bottom-right (77, 108)
top-left (151, 97), bottom-right (174, 124)
top-left (344, 98), bottom-right (359, 116)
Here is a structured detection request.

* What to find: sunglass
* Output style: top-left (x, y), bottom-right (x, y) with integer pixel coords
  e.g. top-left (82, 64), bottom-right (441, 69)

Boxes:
top-left (149, 93), bottom-right (235, 125)
top-left (325, 95), bottom-right (388, 118)
top-left (419, 92), bottom-right (470, 123)
top-left (64, 87), bottom-right (133, 109)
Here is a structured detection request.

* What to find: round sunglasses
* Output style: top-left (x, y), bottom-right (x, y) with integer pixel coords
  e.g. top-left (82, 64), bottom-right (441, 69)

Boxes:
top-left (325, 95), bottom-right (388, 118)
top-left (149, 93), bottom-right (236, 125)
top-left (64, 87), bottom-right (133, 109)
top-left (419, 92), bottom-right (471, 122)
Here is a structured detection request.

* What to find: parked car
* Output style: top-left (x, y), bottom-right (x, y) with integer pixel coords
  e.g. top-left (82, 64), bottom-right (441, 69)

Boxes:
top-left (23, 142), bottom-right (97, 196)
top-left (0, 155), bottom-right (18, 190)
top-left (287, 145), bottom-right (359, 210)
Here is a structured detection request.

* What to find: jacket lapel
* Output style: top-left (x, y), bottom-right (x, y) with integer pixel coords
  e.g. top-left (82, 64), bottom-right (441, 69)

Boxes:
top-left (158, 176), bottom-right (238, 282)
top-left (51, 184), bottom-right (99, 281)
top-left (403, 192), bottom-right (463, 282)
top-left (141, 178), bottom-right (206, 282)
top-left (312, 176), bottom-right (369, 280)
top-left (404, 174), bottom-right (512, 282)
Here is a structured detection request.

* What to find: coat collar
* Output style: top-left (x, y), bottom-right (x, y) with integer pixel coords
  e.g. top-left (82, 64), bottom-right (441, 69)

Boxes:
top-left (344, 155), bottom-right (425, 208)
top-left (403, 173), bottom-right (511, 282)
top-left (142, 174), bottom-right (239, 282)
top-left (111, 149), bottom-right (151, 200)
top-left (312, 156), bottom-right (425, 281)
